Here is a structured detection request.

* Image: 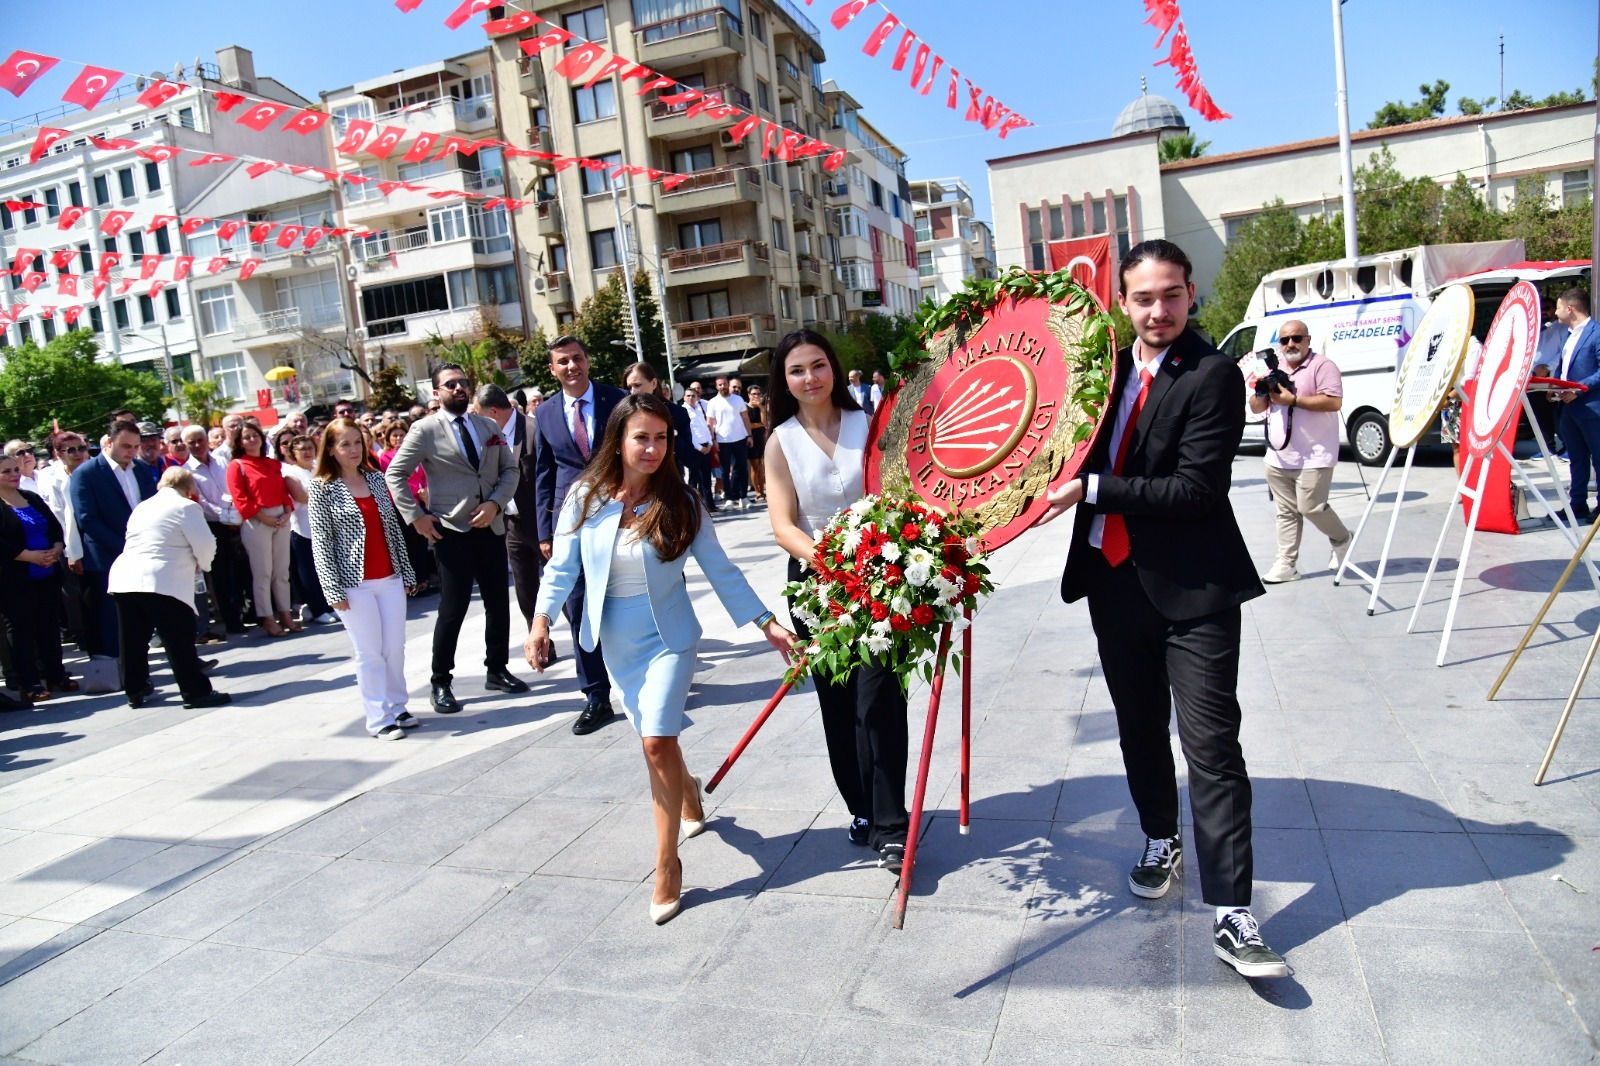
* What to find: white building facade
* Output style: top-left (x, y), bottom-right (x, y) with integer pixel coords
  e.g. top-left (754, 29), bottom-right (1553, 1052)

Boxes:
top-left (823, 82), bottom-right (917, 321)
top-left (910, 176), bottom-right (995, 305)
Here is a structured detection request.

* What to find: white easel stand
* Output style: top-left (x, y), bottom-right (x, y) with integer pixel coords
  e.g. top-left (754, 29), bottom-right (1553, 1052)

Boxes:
top-left (1334, 443), bottom-right (1418, 616)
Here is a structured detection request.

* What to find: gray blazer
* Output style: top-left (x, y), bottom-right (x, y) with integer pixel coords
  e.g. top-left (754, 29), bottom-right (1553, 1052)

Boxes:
top-left (385, 411), bottom-right (520, 535)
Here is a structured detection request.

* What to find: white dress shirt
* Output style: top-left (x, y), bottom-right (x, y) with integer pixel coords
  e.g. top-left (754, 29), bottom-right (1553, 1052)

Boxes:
top-left (562, 383), bottom-right (597, 444)
top-left (1562, 317), bottom-right (1590, 380)
top-left (1086, 341), bottom-right (1167, 549)
top-left (500, 413), bottom-right (522, 516)
top-left (186, 453), bottom-right (229, 523)
top-left (108, 456), bottom-right (141, 510)
top-left (449, 411), bottom-right (485, 462)
top-left (685, 402), bottom-right (712, 449)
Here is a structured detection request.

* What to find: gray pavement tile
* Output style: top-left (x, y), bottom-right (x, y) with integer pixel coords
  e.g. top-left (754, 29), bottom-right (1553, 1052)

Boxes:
top-left (836, 904), bottom-right (1026, 1034)
top-left (145, 955), bottom-right (408, 1066)
top-left (1471, 831), bottom-right (1597, 933)
top-left (1287, 713), bottom-right (1420, 769)
top-left (932, 757), bottom-right (1067, 823)
top-left (686, 893), bottom-right (883, 1013)
top-left (1241, 828), bottom-right (1346, 926)
top-left (1428, 760), bottom-right (1600, 838)
top-left (638, 1001), bottom-right (824, 1066)
top-left (763, 824), bottom-right (904, 900)
top-left (987, 1033), bottom-right (1179, 1065)
top-left (422, 873), bottom-right (633, 985)
top-left (33, 843), bottom-right (235, 926)
top-left (450, 743), bottom-right (598, 799)
top-left (900, 815), bottom-right (1051, 910)
top-left (0, 916), bottom-right (75, 971)
top-left (1054, 769), bottom-right (1144, 829)
top-left (1323, 829), bottom-right (1525, 932)
top-left (299, 970), bottom-right (528, 1066)
top-left (1352, 925), bottom-right (1595, 1065)
top-left (14, 941), bottom-right (289, 1066)
top-left (540, 746), bottom-right (661, 803)
top-left (1302, 763), bottom-right (1462, 832)
top-left (439, 796), bottom-right (609, 873)
top-left (1526, 928), bottom-right (1600, 1037)
top-left (114, 849), bottom-right (332, 940)
top-left (207, 856), bottom-right (424, 953)
top-left (801, 1018), bottom-right (991, 1065)
top-left (0, 776), bottom-right (152, 833)
top-left (0, 918), bottom-right (98, 986)
top-left (345, 793), bottom-right (522, 865)
top-left (262, 789), bottom-right (420, 856)
top-left (458, 987), bottom-right (669, 1066)
top-left (537, 801), bottom-right (661, 882)
top-left (709, 753), bottom-right (849, 813)
top-left (671, 807), bottom-right (818, 897)
top-left (312, 865), bottom-right (517, 968)
top-left (1245, 767), bottom-right (1319, 831)
top-left (0, 930), bottom-right (187, 1055)
top-left (0, 835), bottom-right (168, 917)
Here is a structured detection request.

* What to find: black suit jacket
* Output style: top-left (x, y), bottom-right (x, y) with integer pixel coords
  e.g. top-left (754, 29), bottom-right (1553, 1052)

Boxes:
top-left (533, 382), bottom-right (628, 543)
top-left (506, 410), bottom-right (539, 530)
top-left (1061, 327), bottom-right (1263, 621)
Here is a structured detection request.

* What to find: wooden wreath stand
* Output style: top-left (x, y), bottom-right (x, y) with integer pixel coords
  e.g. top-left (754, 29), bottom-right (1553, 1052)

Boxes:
top-left (705, 604), bottom-right (974, 929)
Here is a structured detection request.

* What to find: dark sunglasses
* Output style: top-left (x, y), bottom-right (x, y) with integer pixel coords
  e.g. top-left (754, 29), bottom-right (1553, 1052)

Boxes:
top-left (1278, 333), bottom-right (1308, 344)
top-left (438, 379), bottom-right (470, 392)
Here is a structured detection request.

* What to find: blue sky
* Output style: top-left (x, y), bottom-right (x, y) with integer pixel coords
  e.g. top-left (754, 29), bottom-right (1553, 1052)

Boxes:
top-left (7, 0), bottom-right (1596, 222)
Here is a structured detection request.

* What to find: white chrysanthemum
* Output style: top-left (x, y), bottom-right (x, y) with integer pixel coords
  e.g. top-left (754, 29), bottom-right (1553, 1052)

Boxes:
top-left (906, 547), bottom-right (934, 569)
top-left (850, 497), bottom-right (875, 516)
top-left (922, 522), bottom-right (941, 544)
top-left (865, 633), bottom-right (891, 656)
top-left (871, 619), bottom-right (892, 637)
top-left (891, 594), bottom-right (912, 615)
top-left (841, 525), bottom-right (864, 554)
top-left (905, 564), bottom-right (932, 587)
top-left (932, 575), bottom-right (959, 602)
top-left (885, 511), bottom-right (901, 530)
top-left (964, 537), bottom-right (980, 555)
top-left (950, 614), bottom-right (971, 636)
top-left (879, 541), bottom-right (902, 563)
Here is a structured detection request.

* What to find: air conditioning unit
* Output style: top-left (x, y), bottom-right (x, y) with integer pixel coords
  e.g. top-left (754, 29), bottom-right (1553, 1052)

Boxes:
top-left (352, 327), bottom-right (368, 342)
top-left (345, 263), bottom-right (359, 281)
top-left (530, 275), bottom-right (549, 294)
top-left (718, 130), bottom-right (742, 150)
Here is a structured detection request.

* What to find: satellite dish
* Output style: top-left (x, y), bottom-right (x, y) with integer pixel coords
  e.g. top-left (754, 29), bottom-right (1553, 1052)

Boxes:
top-left (134, 75), bottom-right (146, 90)
top-left (173, 62), bottom-right (185, 81)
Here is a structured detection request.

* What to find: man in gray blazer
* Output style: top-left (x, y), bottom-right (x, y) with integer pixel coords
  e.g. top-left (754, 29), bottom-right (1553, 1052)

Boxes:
top-left (386, 362), bottom-right (527, 713)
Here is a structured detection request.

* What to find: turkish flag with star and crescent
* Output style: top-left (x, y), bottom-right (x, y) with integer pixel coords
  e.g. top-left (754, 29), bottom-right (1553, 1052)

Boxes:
top-left (1047, 236), bottom-right (1113, 310)
top-left (236, 101), bottom-right (291, 131)
top-left (62, 65), bottom-right (123, 109)
top-left (0, 50), bottom-right (58, 97)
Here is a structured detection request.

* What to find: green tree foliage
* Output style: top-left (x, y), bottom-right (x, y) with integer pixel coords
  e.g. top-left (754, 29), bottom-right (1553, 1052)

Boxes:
top-left (517, 325), bottom-right (554, 394)
top-left (0, 329), bottom-right (167, 443)
top-left (1157, 131), bottom-right (1211, 164)
top-left (177, 379), bottom-right (233, 429)
top-left (1438, 172), bottom-right (1504, 244)
top-left (1500, 175), bottom-right (1595, 260)
top-left (1502, 88), bottom-right (1587, 111)
top-left (1457, 95), bottom-right (1496, 116)
top-left (1197, 201), bottom-right (1307, 341)
top-left (819, 313), bottom-right (920, 376)
top-left (366, 359), bottom-right (416, 412)
top-left (1347, 146), bottom-right (1443, 252)
top-left (1369, 79), bottom-right (1449, 128)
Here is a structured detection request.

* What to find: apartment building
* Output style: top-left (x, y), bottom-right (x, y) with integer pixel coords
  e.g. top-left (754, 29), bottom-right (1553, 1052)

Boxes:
top-left (0, 46), bottom-right (350, 413)
top-left (489, 0), bottom-right (847, 381)
top-left (322, 48), bottom-right (524, 392)
top-left (910, 177), bottom-right (996, 306)
top-left (822, 82), bottom-right (918, 322)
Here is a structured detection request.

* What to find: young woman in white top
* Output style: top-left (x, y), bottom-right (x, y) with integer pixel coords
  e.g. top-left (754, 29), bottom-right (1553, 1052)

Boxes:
top-left (763, 329), bottom-right (912, 872)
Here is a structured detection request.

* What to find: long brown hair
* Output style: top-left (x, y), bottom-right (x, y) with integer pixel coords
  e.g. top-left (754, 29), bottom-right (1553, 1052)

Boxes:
top-left (313, 417), bottom-right (377, 481)
top-left (569, 394), bottom-right (701, 562)
top-left (766, 328), bottom-right (859, 428)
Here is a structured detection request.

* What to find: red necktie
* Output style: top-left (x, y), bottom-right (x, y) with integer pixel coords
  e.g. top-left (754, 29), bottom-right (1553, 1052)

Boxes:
top-left (1100, 367), bottom-right (1154, 567)
top-left (573, 398), bottom-right (591, 460)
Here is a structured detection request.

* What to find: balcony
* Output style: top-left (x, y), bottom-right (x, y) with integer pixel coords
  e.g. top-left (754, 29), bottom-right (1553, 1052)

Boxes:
top-left (362, 302), bottom-right (521, 348)
top-left (233, 305), bottom-right (344, 346)
top-left (658, 166), bottom-right (764, 214)
top-left (534, 200), bottom-right (562, 239)
top-left (662, 239), bottom-right (771, 286)
top-left (464, 169), bottom-right (503, 193)
top-left (352, 224), bottom-right (479, 278)
top-left (372, 96), bottom-right (497, 138)
top-left (673, 312), bottom-right (778, 352)
top-left (796, 253), bottom-right (825, 292)
top-left (524, 126), bottom-right (553, 154)
top-left (517, 55), bottom-right (545, 104)
top-left (532, 270), bottom-right (572, 307)
top-left (789, 187), bottom-right (821, 229)
top-left (636, 8), bottom-right (745, 70)
top-left (645, 83), bottom-right (752, 140)
top-left (777, 56), bottom-right (803, 102)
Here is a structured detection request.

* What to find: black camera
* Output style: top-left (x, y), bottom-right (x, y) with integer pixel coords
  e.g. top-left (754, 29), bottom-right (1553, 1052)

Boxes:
top-left (1252, 350), bottom-right (1296, 399)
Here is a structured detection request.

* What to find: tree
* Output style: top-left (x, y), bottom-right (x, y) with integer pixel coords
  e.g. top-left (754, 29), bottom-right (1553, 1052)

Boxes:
top-left (1438, 172), bottom-right (1504, 244)
top-left (1349, 145), bottom-right (1444, 253)
top-left (1457, 95), bottom-right (1496, 116)
top-left (820, 313), bottom-right (920, 376)
top-left (1503, 88), bottom-right (1587, 111)
top-left (1369, 79), bottom-right (1449, 128)
top-left (0, 329), bottom-right (167, 443)
top-left (1157, 131), bottom-right (1211, 164)
top-left (517, 325), bottom-right (554, 393)
top-left (1196, 201), bottom-right (1306, 342)
top-left (1500, 174), bottom-right (1594, 261)
top-left (564, 269), bottom-right (667, 387)
top-left (178, 379), bottom-right (233, 429)
top-left (366, 358), bottom-right (416, 412)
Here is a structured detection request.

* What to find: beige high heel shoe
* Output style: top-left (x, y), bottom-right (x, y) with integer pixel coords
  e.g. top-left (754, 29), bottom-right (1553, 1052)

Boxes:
top-left (681, 774), bottom-right (708, 840)
top-left (650, 858), bottom-right (682, 925)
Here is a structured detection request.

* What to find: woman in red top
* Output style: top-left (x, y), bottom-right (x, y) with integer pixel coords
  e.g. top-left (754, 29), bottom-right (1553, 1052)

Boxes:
top-left (226, 421), bottom-right (305, 636)
top-left (307, 420), bottom-right (418, 739)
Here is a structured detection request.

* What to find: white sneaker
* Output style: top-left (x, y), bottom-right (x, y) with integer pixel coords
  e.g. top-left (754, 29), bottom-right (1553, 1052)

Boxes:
top-left (300, 605), bottom-right (315, 624)
top-left (1261, 561), bottom-right (1299, 584)
top-left (1328, 537), bottom-right (1352, 571)
top-left (313, 612), bottom-right (340, 625)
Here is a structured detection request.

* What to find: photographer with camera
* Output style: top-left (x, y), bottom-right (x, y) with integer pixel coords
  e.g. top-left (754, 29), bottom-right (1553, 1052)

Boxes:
top-left (1249, 321), bottom-right (1351, 584)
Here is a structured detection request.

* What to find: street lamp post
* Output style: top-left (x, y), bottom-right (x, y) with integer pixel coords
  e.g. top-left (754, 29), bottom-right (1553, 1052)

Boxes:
top-left (1331, 0), bottom-right (1359, 260)
top-left (614, 192), bottom-right (679, 398)
top-left (610, 182), bottom-right (645, 360)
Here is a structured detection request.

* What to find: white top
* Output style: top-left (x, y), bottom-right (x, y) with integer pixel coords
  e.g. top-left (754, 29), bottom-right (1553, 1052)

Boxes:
top-left (1086, 340), bottom-right (1167, 549)
top-left (685, 401), bottom-right (712, 448)
top-left (562, 382), bottom-right (597, 443)
top-left (106, 488), bottom-right (217, 611)
top-left (1562, 317), bottom-right (1590, 379)
top-left (107, 456), bottom-right (141, 510)
top-left (772, 409), bottom-right (869, 538)
top-left (39, 463), bottom-right (82, 563)
top-left (706, 393), bottom-right (749, 443)
top-left (606, 524), bottom-right (650, 598)
top-left (281, 463), bottom-right (314, 536)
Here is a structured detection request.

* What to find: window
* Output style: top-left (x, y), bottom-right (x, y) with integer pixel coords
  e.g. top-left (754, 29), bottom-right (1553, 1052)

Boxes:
top-left (589, 228), bottom-right (619, 269)
top-left (43, 188), bottom-right (60, 219)
top-left (154, 226), bottom-right (171, 255)
top-left (767, 160), bottom-right (781, 185)
top-left (89, 305), bottom-right (103, 333)
top-left (580, 152), bottom-right (624, 194)
top-left (1025, 207), bottom-right (1045, 271)
top-left (345, 164), bottom-right (383, 203)
top-left (447, 268), bottom-right (477, 309)
top-left (19, 196), bottom-right (37, 226)
top-left (275, 269), bottom-right (341, 326)
top-left (918, 250), bottom-right (934, 277)
top-left (771, 217), bottom-right (788, 252)
top-left (679, 219), bottom-right (723, 248)
top-left (128, 231), bottom-right (145, 257)
top-left (197, 286), bottom-right (236, 336)
top-left (1223, 214), bottom-right (1256, 246)
top-left (429, 203), bottom-right (469, 244)
top-left (78, 245), bottom-right (93, 272)
top-left (112, 298), bottom-right (129, 330)
top-left (477, 263), bottom-right (518, 304)
top-left (869, 179), bottom-right (884, 209)
top-left (750, 9), bottom-right (766, 42)
top-left (780, 287), bottom-right (794, 320)
top-left (1048, 204), bottom-right (1064, 240)
top-left (0, 202), bottom-right (9, 230)
top-left (209, 352), bottom-right (249, 402)
top-left (1070, 200), bottom-right (1085, 237)
top-left (1091, 197), bottom-right (1107, 234)
top-left (331, 100), bottom-right (374, 136)
top-left (16, 322), bottom-right (31, 345)
top-left (687, 290), bottom-right (730, 320)
top-left (572, 81), bottom-right (617, 123)
top-left (469, 203), bottom-right (511, 255)
top-left (144, 161), bottom-right (161, 194)
top-left (177, 106), bottom-right (196, 130)
top-left (135, 294), bottom-right (155, 326)
top-left (164, 288), bottom-right (182, 319)
top-left (186, 220), bottom-right (242, 260)
top-left (756, 79), bottom-right (771, 113)
top-left (915, 216), bottom-right (931, 242)
top-left (564, 5), bottom-right (607, 42)
top-left (352, 230), bottom-right (391, 261)
top-left (41, 317), bottom-right (56, 342)
top-left (102, 235), bottom-right (118, 255)
top-left (117, 168), bottom-right (135, 199)
top-left (93, 174), bottom-right (110, 206)
top-left (361, 275), bottom-right (449, 323)
top-left (398, 158), bottom-right (448, 182)
top-left (670, 145), bottom-right (715, 173)
top-left (1564, 169), bottom-right (1593, 208)
top-left (550, 244), bottom-right (569, 272)
top-left (1113, 194), bottom-right (1131, 258)
top-left (67, 181), bottom-right (82, 208)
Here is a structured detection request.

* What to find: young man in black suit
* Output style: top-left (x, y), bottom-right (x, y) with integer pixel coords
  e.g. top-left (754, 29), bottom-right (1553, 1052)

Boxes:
top-left (1038, 240), bottom-right (1285, 979)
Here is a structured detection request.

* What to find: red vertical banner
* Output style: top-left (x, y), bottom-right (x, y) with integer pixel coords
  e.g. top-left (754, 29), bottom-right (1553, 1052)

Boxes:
top-left (1048, 235), bottom-right (1112, 310)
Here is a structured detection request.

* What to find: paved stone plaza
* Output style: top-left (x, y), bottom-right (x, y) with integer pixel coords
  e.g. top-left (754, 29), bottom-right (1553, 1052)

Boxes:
top-left (0, 450), bottom-right (1597, 1065)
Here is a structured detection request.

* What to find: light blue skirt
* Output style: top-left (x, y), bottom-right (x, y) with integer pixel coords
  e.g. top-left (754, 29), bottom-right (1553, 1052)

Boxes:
top-left (598, 593), bottom-right (696, 737)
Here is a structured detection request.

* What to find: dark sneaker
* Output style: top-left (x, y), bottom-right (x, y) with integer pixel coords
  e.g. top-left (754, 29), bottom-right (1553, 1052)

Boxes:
top-left (373, 724), bottom-right (406, 741)
top-left (1129, 834), bottom-right (1182, 899)
top-left (876, 842), bottom-right (905, 872)
top-left (1214, 909), bottom-right (1288, 978)
top-left (394, 712), bottom-right (420, 729)
top-left (847, 817), bottom-right (870, 846)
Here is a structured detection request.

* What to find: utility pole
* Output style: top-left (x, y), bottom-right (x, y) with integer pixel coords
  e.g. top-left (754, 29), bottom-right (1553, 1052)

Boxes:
top-left (1592, 17), bottom-right (1599, 275)
top-left (158, 323), bottom-right (183, 422)
top-left (1499, 33), bottom-right (1505, 111)
top-left (610, 181), bottom-right (643, 361)
top-left (1331, 0), bottom-right (1359, 260)
top-left (651, 230), bottom-right (678, 398)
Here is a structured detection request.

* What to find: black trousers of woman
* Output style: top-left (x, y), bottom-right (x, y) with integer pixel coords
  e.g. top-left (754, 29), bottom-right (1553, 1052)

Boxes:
top-left (289, 532), bottom-right (331, 616)
top-left (114, 592), bottom-right (214, 701)
top-left (1, 571), bottom-right (68, 692)
top-left (787, 557), bottom-right (910, 850)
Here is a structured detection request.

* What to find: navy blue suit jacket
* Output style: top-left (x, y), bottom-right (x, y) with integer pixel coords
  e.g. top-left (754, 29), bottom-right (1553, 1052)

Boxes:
top-left (533, 382), bottom-right (627, 543)
top-left (70, 454), bottom-right (158, 572)
top-left (1564, 319), bottom-right (1600, 418)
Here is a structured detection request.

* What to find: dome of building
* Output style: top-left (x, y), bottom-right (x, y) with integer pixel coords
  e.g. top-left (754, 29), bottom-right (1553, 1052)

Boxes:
top-left (1113, 82), bottom-right (1188, 137)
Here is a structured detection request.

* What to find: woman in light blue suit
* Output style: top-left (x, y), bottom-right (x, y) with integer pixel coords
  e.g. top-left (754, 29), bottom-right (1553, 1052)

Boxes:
top-left (525, 394), bottom-right (797, 924)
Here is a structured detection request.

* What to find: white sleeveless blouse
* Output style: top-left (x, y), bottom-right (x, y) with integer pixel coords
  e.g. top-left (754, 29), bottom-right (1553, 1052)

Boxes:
top-left (772, 409), bottom-right (869, 538)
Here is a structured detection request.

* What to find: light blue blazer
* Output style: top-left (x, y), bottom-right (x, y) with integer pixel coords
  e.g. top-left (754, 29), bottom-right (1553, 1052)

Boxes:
top-left (534, 493), bottom-right (768, 653)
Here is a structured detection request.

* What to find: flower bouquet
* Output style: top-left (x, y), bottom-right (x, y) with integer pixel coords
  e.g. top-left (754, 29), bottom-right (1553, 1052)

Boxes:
top-left (784, 494), bottom-right (994, 688)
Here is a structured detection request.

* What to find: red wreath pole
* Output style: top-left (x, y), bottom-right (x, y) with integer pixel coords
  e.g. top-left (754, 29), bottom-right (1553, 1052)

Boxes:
top-left (960, 606), bottom-right (972, 835)
top-left (892, 623), bottom-right (953, 930)
top-left (705, 676), bottom-right (798, 794)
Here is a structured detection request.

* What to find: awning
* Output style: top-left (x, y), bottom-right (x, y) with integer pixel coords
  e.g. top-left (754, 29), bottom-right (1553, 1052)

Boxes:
top-left (673, 350), bottom-right (772, 382)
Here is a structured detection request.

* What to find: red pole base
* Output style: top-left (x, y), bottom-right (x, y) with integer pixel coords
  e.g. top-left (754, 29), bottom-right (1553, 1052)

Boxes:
top-left (892, 624), bottom-right (953, 930)
top-left (705, 678), bottom-right (796, 794)
top-left (960, 607), bottom-right (972, 835)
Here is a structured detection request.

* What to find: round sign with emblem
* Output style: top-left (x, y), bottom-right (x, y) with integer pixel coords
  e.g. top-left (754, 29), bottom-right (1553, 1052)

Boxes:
top-left (867, 294), bottom-right (1111, 551)
top-left (1463, 280), bottom-right (1541, 460)
top-left (1389, 283), bottom-right (1474, 448)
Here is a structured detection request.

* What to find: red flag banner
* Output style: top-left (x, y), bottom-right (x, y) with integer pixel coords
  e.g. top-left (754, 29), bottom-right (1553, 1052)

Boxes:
top-left (246, 160), bottom-right (282, 179)
top-left (283, 109), bottom-right (328, 135)
top-left (0, 50), bottom-right (58, 97)
top-left (28, 127), bottom-right (68, 164)
top-left (236, 100), bottom-right (291, 131)
top-left (443, 0), bottom-right (497, 30)
top-left (56, 206), bottom-right (87, 230)
top-left (62, 305), bottom-right (83, 326)
top-left (207, 257), bottom-right (230, 275)
top-left (180, 217), bottom-right (212, 235)
top-left (1146, 4), bottom-right (1229, 122)
top-left (274, 225), bottom-right (305, 249)
top-left (335, 119), bottom-right (374, 154)
top-left (173, 256), bottom-right (194, 280)
top-left (97, 253), bottom-right (120, 277)
top-left (147, 214), bottom-right (178, 231)
top-left (90, 135), bottom-right (136, 151)
top-left (214, 91), bottom-right (246, 112)
top-left (217, 220), bottom-right (244, 240)
top-left (189, 153), bottom-right (235, 167)
top-left (148, 280), bottom-right (167, 300)
top-left (368, 125), bottom-right (406, 158)
top-left (62, 65), bottom-right (123, 109)
top-left (137, 80), bottom-right (184, 108)
top-left (50, 249), bottom-right (76, 270)
top-left (99, 212), bottom-right (133, 237)
top-left (136, 145), bottom-right (181, 163)
top-left (140, 254), bottom-right (164, 280)
top-left (238, 258), bottom-right (262, 279)
top-left (58, 273), bottom-right (79, 297)
top-left (1048, 235), bottom-right (1113, 309)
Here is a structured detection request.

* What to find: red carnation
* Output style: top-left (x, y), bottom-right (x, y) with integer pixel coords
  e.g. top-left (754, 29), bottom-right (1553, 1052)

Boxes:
top-left (941, 565), bottom-right (962, 584)
top-left (890, 613), bottom-right (912, 632)
top-left (883, 565), bottom-right (903, 587)
top-left (828, 601), bottom-right (847, 618)
top-left (943, 543), bottom-right (967, 565)
top-left (911, 604), bottom-right (935, 626)
top-left (964, 574), bottom-right (982, 595)
top-left (833, 552), bottom-right (845, 567)
top-left (870, 601), bottom-right (889, 621)
top-left (903, 522), bottom-right (921, 540)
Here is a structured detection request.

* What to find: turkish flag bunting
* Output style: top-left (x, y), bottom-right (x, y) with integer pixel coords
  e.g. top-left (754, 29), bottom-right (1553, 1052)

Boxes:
top-left (148, 280), bottom-right (167, 300)
top-left (10, 248), bottom-right (41, 275)
top-left (207, 257), bottom-right (230, 274)
top-left (249, 223), bottom-right (276, 243)
top-left (214, 91), bottom-right (246, 112)
top-left (236, 100), bottom-right (291, 131)
top-left (146, 215), bottom-right (177, 232)
top-left (140, 255), bottom-right (163, 280)
top-left (137, 80), bottom-right (183, 108)
top-left (301, 227), bottom-right (331, 249)
top-left (0, 50), bottom-right (58, 97)
top-left (135, 145), bottom-right (181, 163)
top-left (395, 0), bottom-right (424, 10)
top-left (368, 126), bottom-right (406, 158)
top-left (246, 161), bottom-right (281, 179)
top-left (29, 127), bottom-right (68, 164)
top-left (238, 258), bottom-right (262, 279)
top-left (484, 12), bottom-right (541, 36)
top-left (342, 173), bottom-right (372, 185)
top-left (5, 200), bottom-right (43, 212)
top-left (0, 307), bottom-right (20, 328)
top-left (56, 206), bottom-right (88, 230)
top-left (173, 256), bottom-right (194, 280)
top-left (335, 119), bottom-right (373, 154)
top-left (1143, 0), bottom-right (1181, 47)
top-left (275, 225), bottom-right (304, 249)
top-left (96, 252), bottom-right (120, 276)
top-left (62, 65), bottom-right (123, 109)
top-left (189, 153), bottom-right (235, 167)
top-left (21, 272), bottom-right (47, 293)
top-left (99, 212), bottom-right (133, 237)
top-left (283, 109), bottom-right (328, 135)
top-left (444, 0), bottom-right (497, 30)
top-left (50, 249), bottom-right (76, 270)
top-left (62, 306), bottom-right (83, 326)
top-left (91, 277), bottom-right (108, 299)
top-left (40, 306), bottom-right (56, 319)
top-left (377, 181), bottom-right (407, 196)
top-left (180, 217), bottom-right (212, 235)
top-left (116, 277), bottom-right (135, 296)
top-left (1048, 235), bottom-right (1113, 310)
top-left (403, 132), bottom-right (441, 162)
top-left (217, 220), bottom-right (244, 240)
top-left (90, 135), bottom-right (136, 151)
top-left (58, 274), bottom-right (79, 296)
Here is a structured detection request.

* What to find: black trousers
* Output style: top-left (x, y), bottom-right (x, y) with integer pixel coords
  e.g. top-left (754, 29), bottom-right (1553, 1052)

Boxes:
top-left (506, 516), bottom-right (544, 629)
top-left (204, 522), bottom-right (245, 631)
top-left (690, 447), bottom-right (715, 509)
top-left (289, 532), bottom-right (331, 617)
top-left (2, 572), bottom-right (68, 691)
top-left (721, 438), bottom-right (750, 502)
top-left (787, 557), bottom-right (909, 849)
top-left (561, 568), bottom-right (610, 703)
top-left (82, 567), bottom-right (118, 657)
top-left (1083, 552), bottom-right (1253, 907)
top-left (431, 526), bottom-right (511, 686)
top-left (114, 592), bottom-right (213, 700)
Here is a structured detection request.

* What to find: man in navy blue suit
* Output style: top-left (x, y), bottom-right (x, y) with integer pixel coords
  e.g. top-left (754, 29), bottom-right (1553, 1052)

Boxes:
top-left (70, 419), bottom-right (158, 656)
top-left (1554, 288), bottom-right (1600, 521)
top-left (533, 336), bottom-right (627, 734)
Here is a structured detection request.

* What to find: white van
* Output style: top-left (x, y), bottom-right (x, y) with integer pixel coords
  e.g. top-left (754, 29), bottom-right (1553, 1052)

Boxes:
top-left (1220, 241), bottom-right (1528, 464)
